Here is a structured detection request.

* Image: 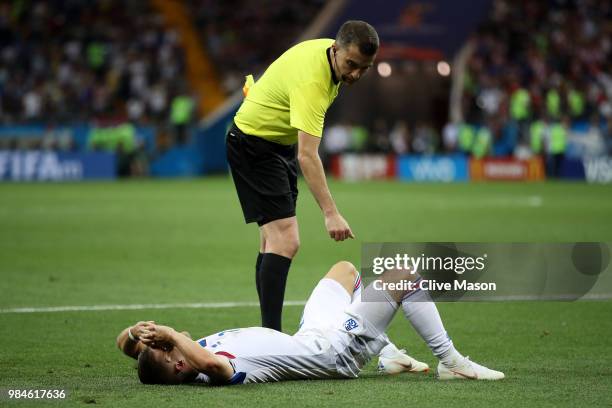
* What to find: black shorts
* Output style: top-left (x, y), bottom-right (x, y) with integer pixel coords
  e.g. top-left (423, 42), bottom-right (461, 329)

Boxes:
top-left (226, 123), bottom-right (298, 226)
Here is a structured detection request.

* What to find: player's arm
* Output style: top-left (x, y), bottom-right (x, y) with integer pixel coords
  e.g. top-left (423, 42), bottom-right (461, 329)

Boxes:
top-left (140, 323), bottom-right (234, 382)
top-left (169, 330), bottom-right (234, 381)
top-left (116, 321), bottom-right (151, 359)
top-left (116, 320), bottom-right (192, 360)
top-left (297, 130), bottom-right (354, 241)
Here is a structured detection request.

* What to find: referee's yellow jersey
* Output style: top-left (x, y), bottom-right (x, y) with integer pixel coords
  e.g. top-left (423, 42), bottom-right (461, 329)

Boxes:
top-left (234, 39), bottom-right (341, 145)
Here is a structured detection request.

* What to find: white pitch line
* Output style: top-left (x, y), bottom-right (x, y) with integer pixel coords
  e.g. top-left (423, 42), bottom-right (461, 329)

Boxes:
top-left (0, 300), bottom-right (307, 314)
top-left (2, 293), bottom-right (612, 314)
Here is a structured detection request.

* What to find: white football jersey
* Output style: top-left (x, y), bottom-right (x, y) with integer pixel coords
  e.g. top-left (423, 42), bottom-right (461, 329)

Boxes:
top-left (191, 279), bottom-right (393, 385)
top-left (193, 327), bottom-right (342, 384)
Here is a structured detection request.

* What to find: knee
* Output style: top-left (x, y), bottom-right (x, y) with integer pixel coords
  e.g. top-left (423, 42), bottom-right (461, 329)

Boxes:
top-left (267, 233), bottom-right (300, 258)
top-left (283, 236), bottom-right (300, 258)
top-left (325, 261), bottom-right (359, 295)
top-left (333, 261), bottom-right (358, 281)
top-left (262, 218), bottom-right (300, 258)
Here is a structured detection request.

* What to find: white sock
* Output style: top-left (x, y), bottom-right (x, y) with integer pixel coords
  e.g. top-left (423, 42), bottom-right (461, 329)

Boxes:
top-left (352, 274), bottom-right (403, 357)
top-left (401, 283), bottom-right (462, 364)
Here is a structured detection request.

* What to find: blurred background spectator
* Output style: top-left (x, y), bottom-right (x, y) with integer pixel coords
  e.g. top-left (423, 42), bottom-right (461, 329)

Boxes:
top-left (186, 0), bottom-right (325, 94)
top-left (0, 0), bottom-right (324, 177)
top-left (455, 0), bottom-right (610, 161)
top-left (0, 0), bottom-right (186, 125)
top-left (1, 0), bottom-right (610, 179)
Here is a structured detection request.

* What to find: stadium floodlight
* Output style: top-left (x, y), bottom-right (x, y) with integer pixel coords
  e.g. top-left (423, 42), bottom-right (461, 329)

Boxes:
top-left (437, 61), bottom-right (451, 76)
top-left (377, 62), bottom-right (392, 77)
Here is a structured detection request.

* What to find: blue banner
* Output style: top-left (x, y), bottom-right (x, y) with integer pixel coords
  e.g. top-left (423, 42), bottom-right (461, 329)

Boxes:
top-left (560, 157), bottom-right (586, 180)
top-left (196, 105), bottom-right (239, 174)
top-left (398, 155), bottom-right (468, 182)
top-left (0, 151), bottom-right (115, 181)
top-left (150, 145), bottom-right (202, 177)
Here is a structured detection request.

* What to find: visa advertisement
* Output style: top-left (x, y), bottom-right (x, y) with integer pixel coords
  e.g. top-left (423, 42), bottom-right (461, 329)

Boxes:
top-left (397, 155), bottom-right (469, 182)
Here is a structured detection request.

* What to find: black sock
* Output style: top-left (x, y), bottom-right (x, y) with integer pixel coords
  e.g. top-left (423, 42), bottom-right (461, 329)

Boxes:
top-left (259, 253), bottom-right (291, 331)
top-left (255, 252), bottom-right (264, 302)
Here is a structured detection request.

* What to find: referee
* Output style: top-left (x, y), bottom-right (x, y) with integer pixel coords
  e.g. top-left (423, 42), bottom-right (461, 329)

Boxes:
top-left (226, 21), bottom-right (379, 331)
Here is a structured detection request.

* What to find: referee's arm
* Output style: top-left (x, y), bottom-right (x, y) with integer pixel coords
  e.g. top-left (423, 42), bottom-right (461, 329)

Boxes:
top-left (297, 130), bottom-right (354, 241)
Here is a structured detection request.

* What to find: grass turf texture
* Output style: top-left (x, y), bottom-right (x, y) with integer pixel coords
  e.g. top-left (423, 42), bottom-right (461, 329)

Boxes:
top-left (1, 178), bottom-right (611, 407)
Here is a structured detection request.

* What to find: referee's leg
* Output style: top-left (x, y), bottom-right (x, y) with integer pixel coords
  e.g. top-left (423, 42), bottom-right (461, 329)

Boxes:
top-left (255, 230), bottom-right (266, 303)
top-left (258, 216), bottom-right (300, 331)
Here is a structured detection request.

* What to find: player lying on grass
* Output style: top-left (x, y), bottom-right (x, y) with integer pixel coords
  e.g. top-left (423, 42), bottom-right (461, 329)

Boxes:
top-left (117, 261), bottom-right (504, 384)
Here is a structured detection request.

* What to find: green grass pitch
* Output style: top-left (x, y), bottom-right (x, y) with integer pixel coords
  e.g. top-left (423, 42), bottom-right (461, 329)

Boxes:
top-left (1, 178), bottom-right (611, 407)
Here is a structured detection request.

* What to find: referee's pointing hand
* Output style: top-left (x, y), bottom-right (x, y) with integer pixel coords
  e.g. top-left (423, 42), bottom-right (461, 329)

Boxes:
top-left (325, 212), bottom-right (355, 241)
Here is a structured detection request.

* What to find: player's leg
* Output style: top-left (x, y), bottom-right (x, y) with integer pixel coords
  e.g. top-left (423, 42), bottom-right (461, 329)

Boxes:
top-left (349, 267), bottom-right (429, 374)
top-left (323, 260), bottom-right (359, 294)
top-left (296, 260), bottom-right (422, 337)
top-left (353, 269), bottom-right (504, 380)
top-left (298, 261), bottom-right (356, 333)
top-left (305, 262), bottom-right (428, 374)
top-left (399, 278), bottom-right (504, 380)
top-left (258, 216), bottom-right (299, 331)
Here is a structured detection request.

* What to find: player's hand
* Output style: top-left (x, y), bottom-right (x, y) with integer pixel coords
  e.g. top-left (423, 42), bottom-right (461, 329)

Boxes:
top-left (140, 323), bottom-right (176, 349)
top-left (130, 320), bottom-right (155, 341)
top-left (324, 212), bottom-right (355, 241)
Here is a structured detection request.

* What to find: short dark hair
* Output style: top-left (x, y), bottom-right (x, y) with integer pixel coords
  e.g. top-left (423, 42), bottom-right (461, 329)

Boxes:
top-left (336, 20), bottom-right (379, 56)
top-left (138, 348), bottom-right (181, 385)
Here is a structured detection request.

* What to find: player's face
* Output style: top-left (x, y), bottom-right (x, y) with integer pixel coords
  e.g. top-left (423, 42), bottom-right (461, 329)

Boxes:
top-left (333, 44), bottom-right (376, 85)
top-left (150, 347), bottom-right (197, 383)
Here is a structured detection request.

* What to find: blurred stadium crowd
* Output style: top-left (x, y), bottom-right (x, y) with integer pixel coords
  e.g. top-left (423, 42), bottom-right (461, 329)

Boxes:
top-left (324, 0), bottom-right (612, 167)
top-left (456, 0), bottom-right (612, 162)
top-left (0, 0), bottom-right (321, 175)
top-left (0, 0), bottom-right (610, 179)
top-left (186, 0), bottom-right (324, 94)
top-left (0, 1), bottom-right (186, 128)
top-left (0, 0), bottom-right (323, 125)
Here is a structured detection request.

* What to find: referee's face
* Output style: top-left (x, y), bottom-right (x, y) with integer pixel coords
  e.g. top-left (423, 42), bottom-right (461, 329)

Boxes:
top-left (333, 43), bottom-right (376, 85)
